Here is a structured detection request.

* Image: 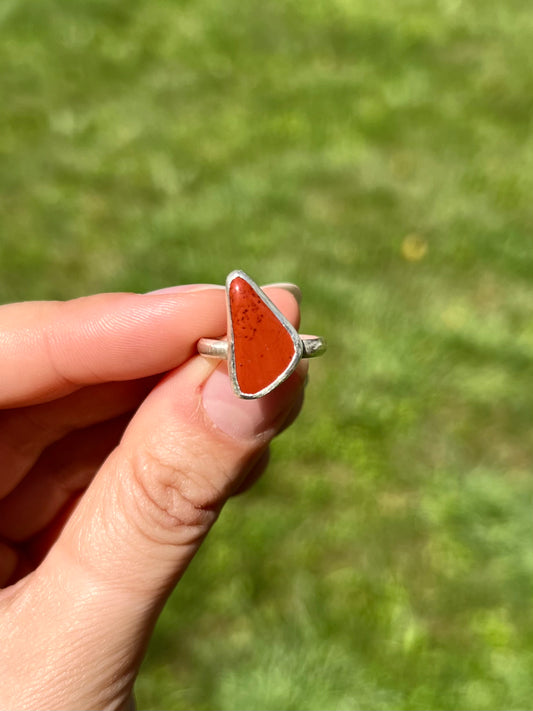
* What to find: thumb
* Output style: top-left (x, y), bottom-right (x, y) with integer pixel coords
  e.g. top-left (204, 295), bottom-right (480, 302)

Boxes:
top-left (6, 350), bottom-right (306, 709)
top-left (62, 354), bottom-right (307, 593)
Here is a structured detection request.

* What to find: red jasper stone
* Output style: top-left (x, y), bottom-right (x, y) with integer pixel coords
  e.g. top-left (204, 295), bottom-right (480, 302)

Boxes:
top-left (229, 276), bottom-right (297, 395)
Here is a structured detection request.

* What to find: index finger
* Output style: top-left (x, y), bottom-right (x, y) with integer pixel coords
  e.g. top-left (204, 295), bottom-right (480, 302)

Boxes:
top-left (0, 288), bottom-right (226, 407)
top-left (0, 286), bottom-right (300, 408)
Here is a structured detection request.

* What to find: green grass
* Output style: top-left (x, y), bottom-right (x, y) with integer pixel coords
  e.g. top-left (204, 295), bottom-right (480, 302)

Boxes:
top-left (3, 0), bottom-right (533, 708)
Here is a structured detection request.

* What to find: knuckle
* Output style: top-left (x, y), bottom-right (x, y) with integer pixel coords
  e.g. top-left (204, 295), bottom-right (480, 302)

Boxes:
top-left (122, 432), bottom-right (232, 545)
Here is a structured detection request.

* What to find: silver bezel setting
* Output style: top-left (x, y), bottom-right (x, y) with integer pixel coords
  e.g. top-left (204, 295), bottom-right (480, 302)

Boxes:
top-left (226, 270), bottom-right (303, 399)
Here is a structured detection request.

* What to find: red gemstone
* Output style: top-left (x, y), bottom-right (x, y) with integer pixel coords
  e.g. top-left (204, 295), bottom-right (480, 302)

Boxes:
top-left (229, 276), bottom-right (297, 396)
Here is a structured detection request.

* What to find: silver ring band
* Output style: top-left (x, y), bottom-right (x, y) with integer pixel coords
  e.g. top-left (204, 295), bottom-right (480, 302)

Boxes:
top-left (197, 335), bottom-right (327, 360)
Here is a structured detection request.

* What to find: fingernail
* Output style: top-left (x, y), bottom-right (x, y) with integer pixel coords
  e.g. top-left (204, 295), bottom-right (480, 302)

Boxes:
top-left (145, 284), bottom-right (224, 295)
top-left (262, 282), bottom-right (302, 304)
top-left (202, 366), bottom-right (304, 440)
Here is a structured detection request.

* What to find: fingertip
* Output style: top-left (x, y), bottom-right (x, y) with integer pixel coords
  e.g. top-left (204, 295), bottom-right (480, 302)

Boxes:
top-left (262, 282), bottom-right (302, 304)
top-left (262, 287), bottom-right (301, 330)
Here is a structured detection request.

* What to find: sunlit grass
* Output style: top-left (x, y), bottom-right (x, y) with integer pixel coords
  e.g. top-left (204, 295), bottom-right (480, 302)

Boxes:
top-left (2, 0), bottom-right (533, 708)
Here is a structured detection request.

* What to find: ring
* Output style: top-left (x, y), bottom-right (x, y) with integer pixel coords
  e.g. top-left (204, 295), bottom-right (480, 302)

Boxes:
top-left (197, 270), bottom-right (326, 399)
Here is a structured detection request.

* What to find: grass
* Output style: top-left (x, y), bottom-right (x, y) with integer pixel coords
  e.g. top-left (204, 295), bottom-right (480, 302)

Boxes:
top-left (2, 0), bottom-right (533, 708)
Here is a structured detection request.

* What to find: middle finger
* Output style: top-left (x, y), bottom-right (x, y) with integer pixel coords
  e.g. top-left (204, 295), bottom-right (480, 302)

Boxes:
top-left (0, 414), bottom-right (130, 542)
top-left (0, 376), bottom-right (158, 499)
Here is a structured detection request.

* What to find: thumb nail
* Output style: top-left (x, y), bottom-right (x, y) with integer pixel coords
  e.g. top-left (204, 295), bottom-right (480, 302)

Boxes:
top-left (202, 365), bottom-right (305, 440)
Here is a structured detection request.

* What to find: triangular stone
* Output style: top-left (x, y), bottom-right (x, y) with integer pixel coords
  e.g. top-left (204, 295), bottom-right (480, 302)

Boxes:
top-left (228, 274), bottom-right (299, 397)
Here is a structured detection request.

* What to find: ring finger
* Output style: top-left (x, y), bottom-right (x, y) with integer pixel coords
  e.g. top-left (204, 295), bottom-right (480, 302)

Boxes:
top-left (0, 414), bottom-right (131, 542)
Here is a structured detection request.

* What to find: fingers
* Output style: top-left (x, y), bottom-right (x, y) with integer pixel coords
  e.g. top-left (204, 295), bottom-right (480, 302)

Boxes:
top-left (0, 287), bottom-right (299, 408)
top-left (0, 415), bottom-right (130, 542)
top-left (0, 377), bottom-right (157, 498)
top-left (232, 447), bottom-right (271, 495)
top-left (54, 356), bottom-right (307, 594)
top-left (0, 286), bottom-right (298, 497)
top-left (3, 309), bottom-right (305, 710)
top-left (0, 288), bottom-right (226, 407)
top-left (0, 540), bottom-right (19, 587)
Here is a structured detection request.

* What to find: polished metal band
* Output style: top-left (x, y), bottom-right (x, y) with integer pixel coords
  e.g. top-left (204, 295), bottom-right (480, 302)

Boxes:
top-left (197, 335), bottom-right (327, 360)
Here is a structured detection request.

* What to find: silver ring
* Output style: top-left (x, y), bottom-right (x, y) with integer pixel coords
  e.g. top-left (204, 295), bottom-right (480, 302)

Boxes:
top-left (197, 336), bottom-right (327, 360)
top-left (197, 270), bottom-right (326, 399)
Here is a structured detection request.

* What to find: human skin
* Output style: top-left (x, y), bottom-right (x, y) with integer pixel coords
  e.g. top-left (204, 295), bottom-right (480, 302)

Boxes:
top-left (0, 284), bottom-right (306, 710)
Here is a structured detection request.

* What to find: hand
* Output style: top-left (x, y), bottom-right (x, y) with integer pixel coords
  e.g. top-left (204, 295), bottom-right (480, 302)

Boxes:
top-left (0, 284), bottom-right (306, 710)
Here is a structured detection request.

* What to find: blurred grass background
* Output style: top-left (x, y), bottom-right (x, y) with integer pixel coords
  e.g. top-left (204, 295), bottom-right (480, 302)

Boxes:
top-left (2, 0), bottom-right (533, 708)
